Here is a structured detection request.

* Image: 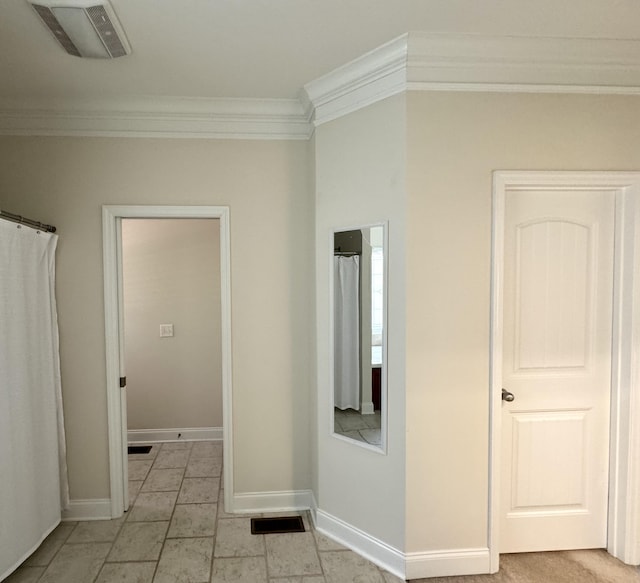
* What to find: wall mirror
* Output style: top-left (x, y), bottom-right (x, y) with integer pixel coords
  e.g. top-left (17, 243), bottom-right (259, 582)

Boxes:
top-left (332, 224), bottom-right (386, 451)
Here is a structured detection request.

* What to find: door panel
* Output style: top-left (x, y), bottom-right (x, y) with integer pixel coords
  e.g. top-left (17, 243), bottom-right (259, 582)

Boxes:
top-left (500, 189), bottom-right (614, 553)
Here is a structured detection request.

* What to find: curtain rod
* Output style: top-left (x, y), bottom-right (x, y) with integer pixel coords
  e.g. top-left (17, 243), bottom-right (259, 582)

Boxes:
top-left (0, 209), bottom-right (56, 233)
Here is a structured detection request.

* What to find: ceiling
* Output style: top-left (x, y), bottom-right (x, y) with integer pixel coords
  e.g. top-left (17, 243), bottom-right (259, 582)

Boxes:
top-left (2, 0), bottom-right (640, 108)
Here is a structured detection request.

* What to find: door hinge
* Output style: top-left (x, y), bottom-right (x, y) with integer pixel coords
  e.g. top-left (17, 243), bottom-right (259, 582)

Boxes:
top-left (119, 376), bottom-right (126, 388)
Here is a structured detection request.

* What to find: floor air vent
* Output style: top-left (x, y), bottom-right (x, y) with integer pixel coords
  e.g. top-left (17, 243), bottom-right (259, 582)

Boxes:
top-left (128, 445), bottom-right (152, 454)
top-left (250, 516), bottom-right (305, 535)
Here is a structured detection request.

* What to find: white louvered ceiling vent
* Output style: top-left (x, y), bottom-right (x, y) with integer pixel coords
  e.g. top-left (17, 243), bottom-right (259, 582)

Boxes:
top-left (29, 0), bottom-right (130, 58)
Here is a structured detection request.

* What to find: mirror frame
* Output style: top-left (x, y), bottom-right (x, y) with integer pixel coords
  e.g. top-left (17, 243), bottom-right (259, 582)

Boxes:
top-left (330, 222), bottom-right (388, 454)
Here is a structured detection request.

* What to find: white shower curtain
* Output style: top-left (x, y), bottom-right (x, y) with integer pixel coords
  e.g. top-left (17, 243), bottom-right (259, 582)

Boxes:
top-left (334, 255), bottom-right (360, 411)
top-left (0, 220), bottom-right (69, 581)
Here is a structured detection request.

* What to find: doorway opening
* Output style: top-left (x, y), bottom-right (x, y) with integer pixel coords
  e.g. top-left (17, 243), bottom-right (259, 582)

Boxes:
top-left (122, 218), bottom-right (222, 452)
top-left (489, 172), bottom-right (640, 570)
top-left (102, 206), bottom-right (233, 518)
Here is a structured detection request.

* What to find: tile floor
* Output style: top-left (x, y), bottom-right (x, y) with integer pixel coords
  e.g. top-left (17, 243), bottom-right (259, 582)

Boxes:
top-left (333, 409), bottom-right (381, 446)
top-left (6, 440), bottom-right (639, 582)
top-left (4, 440), bottom-right (401, 583)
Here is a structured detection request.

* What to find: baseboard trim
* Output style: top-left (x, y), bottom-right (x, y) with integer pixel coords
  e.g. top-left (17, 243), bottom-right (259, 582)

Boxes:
top-left (62, 499), bottom-right (112, 522)
top-left (405, 547), bottom-right (491, 580)
top-left (314, 508), bottom-right (406, 580)
top-left (231, 490), bottom-right (314, 514)
top-left (127, 427), bottom-right (222, 443)
top-left (361, 401), bottom-right (375, 415)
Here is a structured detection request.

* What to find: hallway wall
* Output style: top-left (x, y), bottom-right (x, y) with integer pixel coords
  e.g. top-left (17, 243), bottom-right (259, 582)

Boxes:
top-left (0, 136), bottom-right (313, 501)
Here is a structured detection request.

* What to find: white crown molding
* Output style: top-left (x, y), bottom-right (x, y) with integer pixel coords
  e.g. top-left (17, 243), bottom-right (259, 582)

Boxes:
top-left (303, 32), bottom-right (640, 127)
top-left (302, 34), bottom-right (408, 126)
top-left (3, 33), bottom-right (640, 137)
top-left (0, 96), bottom-right (312, 140)
top-left (407, 33), bottom-right (640, 88)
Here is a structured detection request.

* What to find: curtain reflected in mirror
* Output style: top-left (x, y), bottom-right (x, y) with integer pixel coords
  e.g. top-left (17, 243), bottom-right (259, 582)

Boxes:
top-left (333, 225), bottom-right (385, 451)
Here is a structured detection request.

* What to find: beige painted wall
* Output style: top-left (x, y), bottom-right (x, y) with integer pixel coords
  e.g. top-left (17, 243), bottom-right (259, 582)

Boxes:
top-left (315, 94), bottom-right (407, 551)
top-left (405, 91), bottom-right (640, 553)
top-left (0, 137), bottom-right (313, 500)
top-left (122, 218), bottom-right (222, 430)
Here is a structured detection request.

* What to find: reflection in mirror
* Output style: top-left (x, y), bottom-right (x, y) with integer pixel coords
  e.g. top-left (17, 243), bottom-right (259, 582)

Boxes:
top-left (333, 225), bottom-right (385, 450)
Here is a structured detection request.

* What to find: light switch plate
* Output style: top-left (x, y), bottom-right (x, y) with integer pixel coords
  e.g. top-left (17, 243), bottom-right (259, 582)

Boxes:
top-left (159, 324), bottom-right (174, 337)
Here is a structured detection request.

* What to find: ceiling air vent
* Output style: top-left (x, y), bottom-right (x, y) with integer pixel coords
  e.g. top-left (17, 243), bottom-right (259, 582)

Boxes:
top-left (28, 0), bottom-right (131, 58)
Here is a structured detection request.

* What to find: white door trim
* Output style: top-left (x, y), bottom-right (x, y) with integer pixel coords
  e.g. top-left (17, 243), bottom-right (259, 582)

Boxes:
top-left (102, 205), bottom-right (234, 518)
top-left (489, 172), bottom-right (640, 571)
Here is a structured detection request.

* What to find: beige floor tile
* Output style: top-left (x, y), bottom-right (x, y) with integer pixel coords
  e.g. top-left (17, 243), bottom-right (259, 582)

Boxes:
top-left (66, 517), bottom-right (124, 543)
top-left (127, 491), bottom-right (178, 522)
top-left (320, 550), bottom-right (384, 583)
top-left (265, 533), bottom-right (322, 578)
top-left (210, 557), bottom-right (268, 583)
top-left (381, 571), bottom-right (405, 582)
top-left (24, 523), bottom-right (76, 567)
top-left (154, 537), bottom-right (213, 583)
top-left (2, 567), bottom-right (45, 583)
top-left (107, 521), bottom-right (169, 561)
top-left (214, 518), bottom-right (265, 557)
top-left (128, 460), bottom-right (153, 481)
top-left (128, 480), bottom-right (144, 505)
top-left (38, 542), bottom-right (111, 583)
top-left (339, 430), bottom-right (363, 441)
top-left (161, 441), bottom-right (193, 451)
top-left (312, 530), bottom-right (346, 552)
top-left (140, 468), bottom-right (184, 492)
top-left (185, 456), bottom-right (223, 478)
top-left (359, 428), bottom-right (382, 446)
top-left (177, 477), bottom-right (220, 504)
top-left (168, 503), bottom-right (218, 538)
top-left (191, 441), bottom-right (223, 458)
top-left (153, 450), bottom-right (190, 469)
top-left (270, 578), bottom-right (326, 583)
top-left (95, 561), bottom-right (156, 583)
top-left (363, 412), bottom-right (382, 429)
top-left (336, 414), bottom-right (369, 431)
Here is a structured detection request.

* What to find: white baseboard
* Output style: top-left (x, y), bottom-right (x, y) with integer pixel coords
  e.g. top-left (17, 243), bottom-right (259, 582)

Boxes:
top-left (361, 401), bottom-right (375, 415)
top-left (405, 547), bottom-right (491, 580)
top-left (127, 427), bottom-right (222, 443)
top-left (62, 499), bottom-right (112, 522)
top-left (314, 508), bottom-right (406, 580)
top-left (231, 490), bottom-right (314, 514)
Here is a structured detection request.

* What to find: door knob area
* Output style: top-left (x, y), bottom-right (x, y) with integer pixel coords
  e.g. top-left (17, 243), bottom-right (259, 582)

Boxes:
top-left (502, 389), bottom-right (515, 402)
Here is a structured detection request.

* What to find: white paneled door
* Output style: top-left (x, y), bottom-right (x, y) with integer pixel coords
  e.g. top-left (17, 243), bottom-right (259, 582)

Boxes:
top-left (500, 188), bottom-right (615, 553)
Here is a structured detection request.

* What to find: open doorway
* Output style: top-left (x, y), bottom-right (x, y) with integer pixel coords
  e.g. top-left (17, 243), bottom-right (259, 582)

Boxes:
top-left (122, 218), bottom-right (222, 449)
top-left (102, 206), bottom-right (234, 518)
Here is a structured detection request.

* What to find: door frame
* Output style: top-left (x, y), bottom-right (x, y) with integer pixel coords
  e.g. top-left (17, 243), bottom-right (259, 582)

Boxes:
top-left (102, 205), bottom-right (233, 518)
top-left (489, 172), bottom-right (640, 571)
